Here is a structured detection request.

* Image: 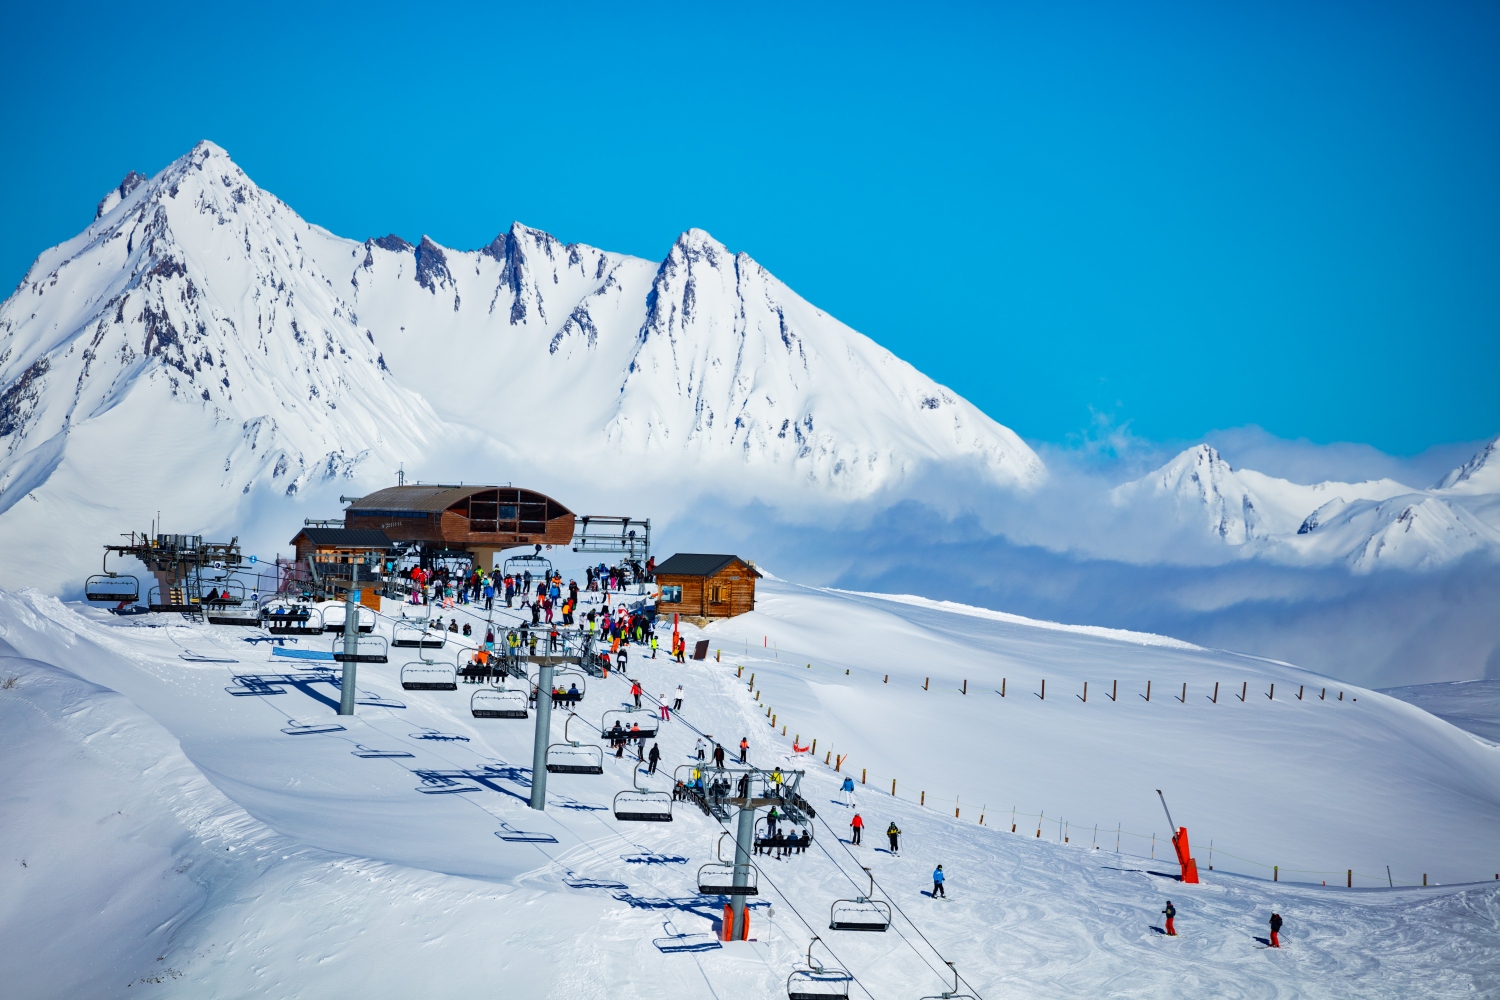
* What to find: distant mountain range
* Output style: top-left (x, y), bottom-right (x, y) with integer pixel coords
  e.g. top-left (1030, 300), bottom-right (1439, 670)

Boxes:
top-left (1113, 440), bottom-right (1500, 571)
top-left (0, 141), bottom-right (1495, 593)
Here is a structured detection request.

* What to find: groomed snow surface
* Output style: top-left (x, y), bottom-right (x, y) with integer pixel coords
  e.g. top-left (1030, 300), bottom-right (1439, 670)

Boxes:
top-left (1, 579), bottom-right (1497, 998)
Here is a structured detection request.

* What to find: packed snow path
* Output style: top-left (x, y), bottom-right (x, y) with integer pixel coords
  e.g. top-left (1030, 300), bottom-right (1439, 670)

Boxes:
top-left (0, 581), bottom-right (1497, 998)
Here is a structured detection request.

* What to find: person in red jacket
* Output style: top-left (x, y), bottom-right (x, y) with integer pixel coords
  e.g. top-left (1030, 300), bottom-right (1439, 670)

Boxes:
top-left (850, 812), bottom-right (864, 845)
top-left (631, 680), bottom-right (642, 708)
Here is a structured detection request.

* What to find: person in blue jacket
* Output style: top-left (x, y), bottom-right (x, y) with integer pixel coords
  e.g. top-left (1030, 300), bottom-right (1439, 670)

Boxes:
top-left (932, 865), bottom-right (946, 898)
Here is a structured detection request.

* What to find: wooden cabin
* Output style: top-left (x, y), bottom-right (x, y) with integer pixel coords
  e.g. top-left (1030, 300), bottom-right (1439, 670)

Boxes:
top-left (654, 554), bottom-right (760, 622)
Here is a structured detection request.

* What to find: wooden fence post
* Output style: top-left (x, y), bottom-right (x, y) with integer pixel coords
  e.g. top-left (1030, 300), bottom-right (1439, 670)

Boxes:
top-left (1041, 679), bottom-right (1046, 700)
top-left (1001, 678), bottom-right (1006, 697)
top-left (883, 674), bottom-right (888, 683)
top-left (1111, 680), bottom-right (1117, 702)
top-left (1145, 680), bottom-right (1151, 702)
top-left (1212, 681), bottom-right (1218, 703)
top-left (1274, 865), bottom-right (1278, 882)
top-left (1082, 681), bottom-right (1087, 703)
top-left (1298, 685), bottom-right (1304, 700)
top-left (1268, 683), bottom-right (1275, 701)
top-left (891, 778), bottom-right (896, 796)
top-left (924, 677), bottom-right (929, 691)
top-left (811, 739), bottom-right (817, 755)
top-left (962, 679), bottom-right (967, 694)
top-left (921, 791), bottom-right (925, 806)
top-left (861, 768), bottom-right (866, 785)
top-left (1240, 681), bottom-right (1247, 702)
top-left (1347, 869), bottom-right (1352, 888)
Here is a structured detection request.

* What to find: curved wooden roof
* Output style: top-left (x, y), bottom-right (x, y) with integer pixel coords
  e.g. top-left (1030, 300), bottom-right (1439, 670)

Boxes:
top-left (344, 485), bottom-right (574, 551)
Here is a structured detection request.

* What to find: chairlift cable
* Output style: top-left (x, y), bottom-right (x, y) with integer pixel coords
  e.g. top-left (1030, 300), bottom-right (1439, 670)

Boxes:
top-left (814, 811), bottom-right (985, 1000)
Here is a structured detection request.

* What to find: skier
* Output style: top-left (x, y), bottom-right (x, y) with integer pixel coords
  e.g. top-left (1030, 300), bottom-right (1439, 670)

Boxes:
top-left (840, 775), bottom-right (857, 807)
top-left (673, 684), bottom-right (684, 711)
top-left (850, 812), bottom-right (864, 845)
top-left (658, 695), bottom-right (670, 722)
top-left (631, 680), bottom-right (642, 709)
top-left (1269, 912), bottom-right (1282, 948)
top-left (1163, 900), bottom-right (1176, 936)
top-left (695, 737), bottom-right (707, 762)
top-left (713, 743), bottom-right (726, 769)
top-left (887, 821), bottom-right (901, 853)
top-left (618, 646), bottom-right (629, 672)
top-left (739, 736), bottom-right (749, 764)
top-left (648, 743), bottom-right (661, 774)
top-left (932, 865), bottom-right (946, 898)
top-left (650, 633), bottom-right (659, 659)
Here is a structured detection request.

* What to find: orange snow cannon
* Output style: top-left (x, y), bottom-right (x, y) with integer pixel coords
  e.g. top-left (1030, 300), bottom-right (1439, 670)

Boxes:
top-left (1158, 790), bottom-right (1201, 884)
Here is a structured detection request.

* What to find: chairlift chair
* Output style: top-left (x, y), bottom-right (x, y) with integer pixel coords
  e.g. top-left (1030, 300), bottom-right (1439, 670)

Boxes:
top-left (503, 554), bottom-right (553, 582)
top-left (400, 659), bottom-right (457, 691)
top-left (786, 939), bottom-right (853, 1000)
top-left (471, 687), bottom-right (528, 719)
top-left (546, 714), bottom-right (604, 774)
top-left (321, 603), bottom-right (375, 633)
top-left (85, 573), bottom-right (140, 604)
top-left (199, 579), bottom-right (246, 607)
top-left (600, 707), bottom-right (658, 741)
top-left (147, 585), bottom-right (197, 613)
top-left (332, 634), bottom-right (388, 663)
top-left (697, 861), bottom-right (758, 896)
top-left (264, 604), bottom-right (324, 635)
top-left (917, 962), bottom-right (978, 1000)
top-left (612, 766), bottom-right (673, 822)
top-left (393, 620), bottom-right (446, 649)
top-left (829, 868), bottom-right (891, 932)
top-left (532, 667), bottom-right (587, 709)
top-left (755, 815), bottom-right (813, 858)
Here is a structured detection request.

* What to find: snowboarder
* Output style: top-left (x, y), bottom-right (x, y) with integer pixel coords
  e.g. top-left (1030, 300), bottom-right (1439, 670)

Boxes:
top-left (1163, 900), bottom-right (1176, 936)
top-left (648, 743), bottom-right (661, 774)
top-left (887, 822), bottom-right (901, 853)
top-left (673, 684), bottom-right (684, 711)
top-left (840, 775), bottom-right (857, 807)
top-left (850, 812), bottom-right (864, 845)
top-left (1269, 912), bottom-right (1282, 948)
top-left (932, 865), bottom-right (946, 898)
top-left (739, 737), bottom-right (749, 764)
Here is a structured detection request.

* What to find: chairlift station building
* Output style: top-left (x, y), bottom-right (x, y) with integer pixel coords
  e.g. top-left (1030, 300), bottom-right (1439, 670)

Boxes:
top-left (341, 485), bottom-right (576, 566)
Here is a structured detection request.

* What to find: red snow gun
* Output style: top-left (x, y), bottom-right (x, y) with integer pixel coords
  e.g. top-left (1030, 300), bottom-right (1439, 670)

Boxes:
top-left (1157, 789), bottom-right (1200, 884)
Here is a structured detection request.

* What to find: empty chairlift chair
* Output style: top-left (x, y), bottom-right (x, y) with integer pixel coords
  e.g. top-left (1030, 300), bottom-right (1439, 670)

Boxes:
top-left (400, 659), bottom-right (457, 691)
top-left (546, 714), bottom-right (604, 774)
top-left (786, 939), bottom-right (852, 1000)
top-left (471, 686), bottom-right (529, 719)
top-left (697, 862), bottom-right (758, 896)
top-left (829, 869), bottom-right (891, 932)
top-left (613, 766), bottom-right (673, 823)
top-left (393, 619), bottom-right (445, 649)
top-left (85, 572), bottom-right (140, 604)
top-left (918, 962), bottom-right (978, 1000)
top-left (322, 603), bottom-right (375, 633)
top-left (333, 634), bottom-right (388, 664)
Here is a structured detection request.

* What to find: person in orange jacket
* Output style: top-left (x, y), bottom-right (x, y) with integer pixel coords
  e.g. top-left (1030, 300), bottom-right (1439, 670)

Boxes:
top-left (631, 680), bottom-right (642, 708)
top-left (850, 812), bottom-right (864, 845)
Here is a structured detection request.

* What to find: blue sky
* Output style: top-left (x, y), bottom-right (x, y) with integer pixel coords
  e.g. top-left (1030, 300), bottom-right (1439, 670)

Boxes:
top-left (2, 1), bottom-right (1496, 455)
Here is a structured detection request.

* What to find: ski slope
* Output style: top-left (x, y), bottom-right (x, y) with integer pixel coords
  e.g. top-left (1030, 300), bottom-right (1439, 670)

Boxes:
top-left (0, 580), bottom-right (1497, 998)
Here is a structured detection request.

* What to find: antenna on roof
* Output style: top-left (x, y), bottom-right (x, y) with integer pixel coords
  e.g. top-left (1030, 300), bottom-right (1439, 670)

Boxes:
top-left (397, 463), bottom-right (405, 486)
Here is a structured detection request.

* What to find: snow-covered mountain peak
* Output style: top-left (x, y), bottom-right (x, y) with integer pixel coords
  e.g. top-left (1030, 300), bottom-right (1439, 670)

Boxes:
top-left (1434, 435), bottom-right (1500, 494)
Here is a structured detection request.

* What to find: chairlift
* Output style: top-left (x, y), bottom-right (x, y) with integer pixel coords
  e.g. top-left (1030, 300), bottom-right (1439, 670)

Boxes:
top-left (85, 573), bottom-right (140, 604)
top-left (321, 603), bottom-right (375, 633)
top-left (333, 634), bottom-right (388, 663)
top-left (787, 938), bottom-right (852, 1000)
top-left (697, 861), bottom-right (758, 896)
top-left (546, 714), bottom-right (604, 774)
top-left (600, 707), bottom-right (658, 741)
top-left (503, 554), bottom-right (553, 582)
top-left (147, 584), bottom-right (197, 613)
top-left (264, 603), bottom-right (324, 635)
top-left (755, 815), bottom-right (813, 857)
top-left (829, 868), bottom-right (891, 932)
top-left (471, 687), bottom-right (528, 719)
top-left (917, 962), bottom-right (978, 1000)
top-left (400, 659), bottom-right (457, 691)
top-left (532, 667), bottom-right (587, 709)
top-left (393, 619), bottom-right (446, 649)
top-left (613, 765), bottom-right (673, 823)
top-left (199, 579), bottom-right (246, 607)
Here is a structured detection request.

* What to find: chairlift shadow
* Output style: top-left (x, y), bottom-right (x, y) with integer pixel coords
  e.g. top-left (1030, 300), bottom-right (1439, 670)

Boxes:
top-left (622, 851), bottom-right (689, 865)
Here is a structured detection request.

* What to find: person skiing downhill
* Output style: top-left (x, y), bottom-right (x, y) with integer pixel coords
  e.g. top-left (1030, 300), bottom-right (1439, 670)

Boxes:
top-left (648, 743), bottom-right (661, 774)
top-left (887, 822), bottom-right (901, 853)
top-left (840, 776), bottom-right (857, 807)
top-left (850, 812), bottom-right (864, 845)
top-left (658, 695), bottom-right (670, 722)
top-left (631, 680), bottom-right (642, 709)
top-left (932, 865), bottom-right (946, 898)
top-left (1269, 912), bottom-right (1282, 948)
top-left (673, 684), bottom-right (684, 711)
top-left (713, 743), bottom-right (726, 769)
top-left (739, 737), bottom-right (749, 764)
top-left (1163, 900), bottom-right (1176, 936)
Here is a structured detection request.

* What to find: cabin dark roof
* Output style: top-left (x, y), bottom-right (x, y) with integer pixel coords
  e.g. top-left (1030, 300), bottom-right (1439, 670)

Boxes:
top-left (653, 553), bottom-right (759, 578)
top-left (345, 485), bottom-right (491, 513)
top-left (290, 528), bottom-right (394, 549)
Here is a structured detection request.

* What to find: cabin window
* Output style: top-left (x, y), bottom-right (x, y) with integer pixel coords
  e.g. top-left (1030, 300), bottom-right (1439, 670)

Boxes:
top-left (660, 585), bottom-right (683, 604)
top-left (710, 585), bottom-right (726, 604)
